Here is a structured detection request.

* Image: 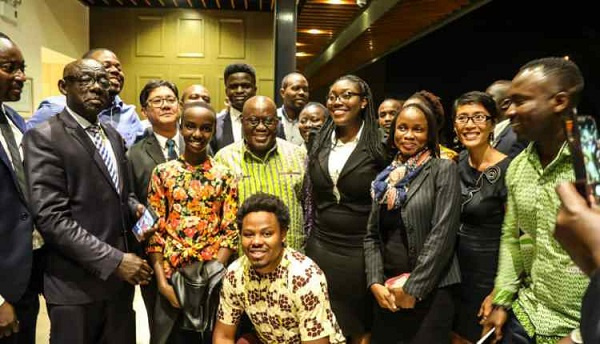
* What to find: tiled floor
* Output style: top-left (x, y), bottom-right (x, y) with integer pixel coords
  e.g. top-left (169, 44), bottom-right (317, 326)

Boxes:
top-left (35, 287), bottom-right (150, 344)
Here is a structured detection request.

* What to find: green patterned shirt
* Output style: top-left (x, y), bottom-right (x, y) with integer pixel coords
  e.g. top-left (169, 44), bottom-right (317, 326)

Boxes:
top-left (493, 142), bottom-right (589, 341)
top-left (214, 138), bottom-right (307, 251)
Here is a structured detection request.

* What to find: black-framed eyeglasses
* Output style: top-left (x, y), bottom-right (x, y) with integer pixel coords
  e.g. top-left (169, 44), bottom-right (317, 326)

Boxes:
top-left (147, 97), bottom-right (178, 108)
top-left (326, 91), bottom-right (362, 103)
top-left (0, 62), bottom-right (25, 75)
top-left (244, 116), bottom-right (278, 128)
top-left (64, 74), bottom-right (110, 89)
top-left (455, 113), bottom-right (492, 124)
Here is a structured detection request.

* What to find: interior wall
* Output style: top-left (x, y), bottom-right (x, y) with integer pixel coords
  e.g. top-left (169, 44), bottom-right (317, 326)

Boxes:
top-left (0, 0), bottom-right (89, 118)
top-left (90, 8), bottom-right (275, 115)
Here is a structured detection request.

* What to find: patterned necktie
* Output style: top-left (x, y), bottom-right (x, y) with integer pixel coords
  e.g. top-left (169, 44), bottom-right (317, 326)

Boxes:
top-left (166, 139), bottom-right (178, 161)
top-left (0, 110), bottom-right (27, 195)
top-left (87, 125), bottom-right (120, 191)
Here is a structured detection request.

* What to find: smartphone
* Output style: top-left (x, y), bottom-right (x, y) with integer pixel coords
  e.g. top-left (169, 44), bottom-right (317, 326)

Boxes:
top-left (132, 206), bottom-right (159, 242)
top-left (563, 114), bottom-right (600, 205)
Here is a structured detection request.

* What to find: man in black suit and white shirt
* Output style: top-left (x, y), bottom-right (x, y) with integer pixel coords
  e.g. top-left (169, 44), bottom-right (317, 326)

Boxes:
top-left (0, 33), bottom-right (39, 344)
top-left (23, 58), bottom-right (152, 343)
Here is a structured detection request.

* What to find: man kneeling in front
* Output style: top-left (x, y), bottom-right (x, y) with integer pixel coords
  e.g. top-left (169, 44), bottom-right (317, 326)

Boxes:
top-left (213, 193), bottom-right (346, 344)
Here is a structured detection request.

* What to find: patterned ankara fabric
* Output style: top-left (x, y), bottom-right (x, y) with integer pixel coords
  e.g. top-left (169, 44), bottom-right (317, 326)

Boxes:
top-left (217, 248), bottom-right (346, 344)
top-left (214, 138), bottom-right (306, 251)
top-left (146, 157), bottom-right (239, 278)
top-left (493, 142), bottom-right (589, 340)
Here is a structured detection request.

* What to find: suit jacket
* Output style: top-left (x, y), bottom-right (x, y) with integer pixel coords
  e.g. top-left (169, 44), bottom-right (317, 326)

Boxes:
top-left (23, 110), bottom-right (140, 305)
top-left (128, 131), bottom-right (184, 206)
top-left (209, 109), bottom-right (285, 154)
top-left (0, 105), bottom-right (33, 303)
top-left (364, 158), bottom-right (462, 300)
top-left (582, 270), bottom-right (600, 343)
top-left (494, 125), bottom-right (528, 159)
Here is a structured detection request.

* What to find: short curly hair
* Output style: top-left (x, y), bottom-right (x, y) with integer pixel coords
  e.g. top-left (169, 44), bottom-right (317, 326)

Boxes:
top-left (236, 193), bottom-right (290, 232)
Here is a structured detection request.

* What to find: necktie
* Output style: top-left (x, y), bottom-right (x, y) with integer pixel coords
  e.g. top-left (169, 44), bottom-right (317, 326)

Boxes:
top-left (0, 110), bottom-right (27, 195)
top-left (166, 139), bottom-right (178, 161)
top-left (87, 125), bottom-right (120, 191)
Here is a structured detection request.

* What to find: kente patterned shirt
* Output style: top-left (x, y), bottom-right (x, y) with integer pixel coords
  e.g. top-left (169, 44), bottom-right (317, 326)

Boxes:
top-left (214, 138), bottom-right (306, 251)
top-left (493, 142), bottom-right (589, 341)
top-left (146, 157), bottom-right (239, 278)
top-left (217, 247), bottom-right (346, 344)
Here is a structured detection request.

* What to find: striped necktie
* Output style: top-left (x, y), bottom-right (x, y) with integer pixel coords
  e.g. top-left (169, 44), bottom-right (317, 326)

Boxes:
top-left (0, 110), bottom-right (27, 195)
top-left (87, 125), bottom-right (119, 192)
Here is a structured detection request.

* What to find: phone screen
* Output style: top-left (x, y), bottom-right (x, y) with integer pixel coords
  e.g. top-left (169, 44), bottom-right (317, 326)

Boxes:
top-left (132, 207), bottom-right (158, 242)
top-left (563, 114), bottom-right (600, 205)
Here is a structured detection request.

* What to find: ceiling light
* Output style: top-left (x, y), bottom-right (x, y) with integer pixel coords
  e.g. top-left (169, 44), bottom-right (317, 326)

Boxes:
top-left (296, 52), bottom-right (314, 57)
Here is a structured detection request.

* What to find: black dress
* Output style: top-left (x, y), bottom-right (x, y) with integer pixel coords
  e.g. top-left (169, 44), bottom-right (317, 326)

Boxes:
top-left (454, 151), bottom-right (510, 342)
top-left (305, 139), bottom-right (386, 337)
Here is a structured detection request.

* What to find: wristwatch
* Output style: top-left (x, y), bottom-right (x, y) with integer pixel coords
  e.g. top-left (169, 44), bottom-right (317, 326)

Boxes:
top-left (570, 328), bottom-right (583, 344)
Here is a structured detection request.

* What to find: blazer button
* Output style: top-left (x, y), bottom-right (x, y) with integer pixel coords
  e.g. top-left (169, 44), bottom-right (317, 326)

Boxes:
top-left (20, 212), bottom-right (29, 221)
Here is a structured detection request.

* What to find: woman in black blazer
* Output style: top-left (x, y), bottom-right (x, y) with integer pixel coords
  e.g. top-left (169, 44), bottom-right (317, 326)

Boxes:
top-left (305, 75), bottom-right (388, 344)
top-left (364, 102), bottom-right (462, 343)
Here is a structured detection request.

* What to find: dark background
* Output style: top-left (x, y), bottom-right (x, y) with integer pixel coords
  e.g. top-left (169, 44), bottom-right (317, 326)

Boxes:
top-left (313, 0), bottom-right (599, 143)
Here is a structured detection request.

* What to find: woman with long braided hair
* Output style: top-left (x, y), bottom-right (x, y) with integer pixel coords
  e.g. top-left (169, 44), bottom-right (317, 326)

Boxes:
top-left (305, 75), bottom-right (388, 344)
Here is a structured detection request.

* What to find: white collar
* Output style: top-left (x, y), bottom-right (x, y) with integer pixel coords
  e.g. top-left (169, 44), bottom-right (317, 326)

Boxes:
top-left (154, 131), bottom-right (180, 150)
top-left (230, 106), bottom-right (242, 121)
top-left (331, 122), bottom-right (364, 146)
top-left (65, 106), bottom-right (96, 130)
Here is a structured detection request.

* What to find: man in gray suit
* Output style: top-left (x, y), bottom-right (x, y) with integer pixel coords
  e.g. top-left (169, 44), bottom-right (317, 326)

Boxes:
top-left (128, 79), bottom-right (183, 330)
top-left (23, 59), bottom-right (152, 343)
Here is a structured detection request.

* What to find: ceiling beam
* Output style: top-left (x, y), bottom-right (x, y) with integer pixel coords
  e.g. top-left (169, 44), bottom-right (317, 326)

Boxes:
top-left (303, 0), bottom-right (400, 77)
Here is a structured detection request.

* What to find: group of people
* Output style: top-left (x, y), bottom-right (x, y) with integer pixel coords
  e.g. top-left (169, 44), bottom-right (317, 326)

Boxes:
top-left (1, 30), bottom-right (599, 344)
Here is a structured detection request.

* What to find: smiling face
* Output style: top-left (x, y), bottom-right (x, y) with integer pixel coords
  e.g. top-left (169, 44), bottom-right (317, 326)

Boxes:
top-left (454, 103), bottom-right (494, 149)
top-left (226, 72), bottom-right (257, 111)
top-left (242, 96), bottom-right (279, 158)
top-left (241, 211), bottom-right (287, 274)
top-left (326, 79), bottom-right (367, 128)
top-left (88, 49), bottom-right (124, 97)
top-left (298, 104), bottom-right (327, 143)
top-left (142, 86), bottom-right (180, 132)
top-left (0, 38), bottom-right (26, 102)
top-left (280, 73), bottom-right (309, 112)
top-left (181, 106), bottom-right (215, 159)
top-left (505, 67), bottom-right (563, 142)
top-left (59, 59), bottom-right (110, 121)
top-left (394, 106), bottom-right (429, 158)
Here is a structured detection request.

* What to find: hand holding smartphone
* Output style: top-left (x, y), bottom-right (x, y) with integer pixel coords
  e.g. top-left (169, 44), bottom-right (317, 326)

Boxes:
top-left (132, 206), bottom-right (159, 241)
top-left (562, 113), bottom-right (600, 206)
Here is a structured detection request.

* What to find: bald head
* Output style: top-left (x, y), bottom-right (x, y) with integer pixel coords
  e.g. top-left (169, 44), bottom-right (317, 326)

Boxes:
top-left (242, 96), bottom-right (279, 158)
top-left (181, 84), bottom-right (211, 105)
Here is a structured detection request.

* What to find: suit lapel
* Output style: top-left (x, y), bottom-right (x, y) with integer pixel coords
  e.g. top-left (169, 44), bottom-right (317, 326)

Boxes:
top-left (222, 111), bottom-right (234, 146)
top-left (1, 107), bottom-right (27, 202)
top-left (494, 125), bottom-right (511, 148)
top-left (60, 111), bottom-right (118, 195)
top-left (317, 142), bottom-right (333, 186)
top-left (337, 141), bottom-right (368, 182)
top-left (144, 134), bottom-right (166, 165)
top-left (404, 159), bottom-right (432, 204)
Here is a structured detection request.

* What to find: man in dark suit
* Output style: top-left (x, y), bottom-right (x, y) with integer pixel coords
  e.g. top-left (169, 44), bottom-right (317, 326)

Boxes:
top-left (128, 79), bottom-right (183, 330)
top-left (23, 58), bottom-right (153, 343)
top-left (0, 33), bottom-right (38, 344)
top-left (210, 63), bottom-right (257, 153)
top-left (486, 80), bottom-right (528, 158)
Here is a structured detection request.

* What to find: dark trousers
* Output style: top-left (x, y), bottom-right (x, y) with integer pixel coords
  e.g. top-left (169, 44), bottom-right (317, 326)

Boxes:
top-left (47, 286), bottom-right (135, 344)
top-left (371, 285), bottom-right (456, 344)
top-left (0, 248), bottom-right (45, 344)
top-left (500, 311), bottom-right (534, 344)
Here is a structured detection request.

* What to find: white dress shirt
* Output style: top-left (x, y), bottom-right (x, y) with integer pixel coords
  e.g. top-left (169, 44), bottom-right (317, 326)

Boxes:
top-left (328, 123), bottom-right (364, 201)
top-left (277, 106), bottom-right (304, 146)
top-left (230, 107), bottom-right (243, 143)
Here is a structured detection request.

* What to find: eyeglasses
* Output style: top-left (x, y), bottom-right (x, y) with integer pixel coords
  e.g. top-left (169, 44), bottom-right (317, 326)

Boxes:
top-left (147, 97), bottom-right (178, 108)
top-left (64, 74), bottom-right (110, 89)
top-left (326, 91), bottom-right (362, 103)
top-left (0, 62), bottom-right (25, 75)
top-left (244, 116), bottom-right (278, 128)
top-left (455, 113), bottom-right (492, 124)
